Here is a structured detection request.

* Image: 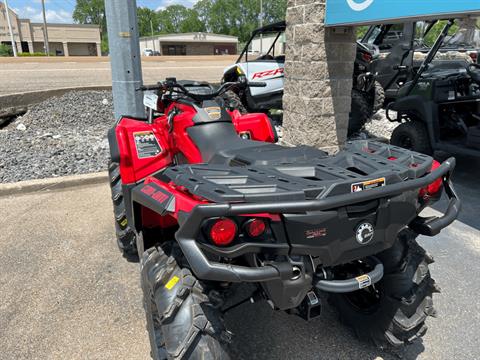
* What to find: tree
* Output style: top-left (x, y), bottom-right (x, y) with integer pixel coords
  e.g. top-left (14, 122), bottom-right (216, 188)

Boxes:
top-left (156, 5), bottom-right (205, 34)
top-left (137, 7), bottom-right (159, 37)
top-left (73, 0), bottom-right (106, 35)
top-left (180, 9), bottom-right (206, 33)
top-left (193, 0), bottom-right (287, 43)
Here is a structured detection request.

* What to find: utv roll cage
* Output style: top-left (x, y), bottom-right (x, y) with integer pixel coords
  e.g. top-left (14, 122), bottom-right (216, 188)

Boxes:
top-left (236, 21), bottom-right (286, 63)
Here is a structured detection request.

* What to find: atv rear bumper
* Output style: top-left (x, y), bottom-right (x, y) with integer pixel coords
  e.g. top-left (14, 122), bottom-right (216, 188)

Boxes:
top-left (171, 158), bottom-right (460, 283)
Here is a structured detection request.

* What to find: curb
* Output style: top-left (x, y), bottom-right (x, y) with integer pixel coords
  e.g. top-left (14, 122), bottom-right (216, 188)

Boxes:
top-left (0, 172), bottom-right (108, 197)
top-left (0, 85), bottom-right (112, 110)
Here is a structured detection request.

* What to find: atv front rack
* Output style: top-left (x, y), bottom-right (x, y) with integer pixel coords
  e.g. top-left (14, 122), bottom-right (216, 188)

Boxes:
top-left (166, 158), bottom-right (460, 285)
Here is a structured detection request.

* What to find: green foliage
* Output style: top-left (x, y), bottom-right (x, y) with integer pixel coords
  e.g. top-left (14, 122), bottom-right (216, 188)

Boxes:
top-left (422, 21), bottom-right (459, 47)
top-left (137, 7), bottom-right (160, 37)
top-left (192, 0), bottom-right (287, 42)
top-left (18, 52), bottom-right (49, 57)
top-left (0, 44), bottom-right (13, 57)
top-left (73, 0), bottom-right (106, 36)
top-left (101, 36), bottom-right (109, 54)
top-left (356, 26), bottom-right (369, 40)
top-left (74, 0), bottom-right (287, 44)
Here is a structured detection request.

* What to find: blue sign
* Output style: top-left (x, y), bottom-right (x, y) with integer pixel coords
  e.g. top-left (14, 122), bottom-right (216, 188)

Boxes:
top-left (326, 0), bottom-right (480, 26)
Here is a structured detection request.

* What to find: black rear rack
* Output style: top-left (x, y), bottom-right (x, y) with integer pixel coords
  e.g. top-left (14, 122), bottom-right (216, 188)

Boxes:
top-left (163, 141), bottom-right (435, 203)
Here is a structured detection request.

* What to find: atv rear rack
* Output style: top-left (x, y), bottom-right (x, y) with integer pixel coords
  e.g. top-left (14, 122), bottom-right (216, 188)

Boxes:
top-left (162, 158), bottom-right (460, 285)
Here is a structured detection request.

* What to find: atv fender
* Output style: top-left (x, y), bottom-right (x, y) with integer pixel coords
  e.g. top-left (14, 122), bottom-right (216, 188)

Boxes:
top-left (107, 127), bottom-right (120, 163)
top-left (390, 96), bottom-right (439, 147)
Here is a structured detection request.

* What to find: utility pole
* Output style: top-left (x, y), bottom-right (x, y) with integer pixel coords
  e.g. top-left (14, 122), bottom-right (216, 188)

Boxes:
top-left (259, 0), bottom-right (263, 53)
top-left (3, 0), bottom-right (17, 57)
top-left (41, 0), bottom-right (50, 56)
top-left (150, 19), bottom-right (156, 52)
top-left (105, 0), bottom-right (144, 120)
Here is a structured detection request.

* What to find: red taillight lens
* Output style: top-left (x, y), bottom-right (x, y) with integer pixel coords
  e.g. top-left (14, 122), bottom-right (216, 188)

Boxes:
top-left (209, 218), bottom-right (237, 246)
top-left (419, 160), bottom-right (443, 200)
top-left (362, 52), bottom-right (373, 63)
top-left (245, 218), bottom-right (266, 238)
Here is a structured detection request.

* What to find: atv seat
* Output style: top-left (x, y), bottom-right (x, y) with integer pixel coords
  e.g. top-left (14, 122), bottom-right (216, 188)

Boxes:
top-left (187, 122), bottom-right (327, 166)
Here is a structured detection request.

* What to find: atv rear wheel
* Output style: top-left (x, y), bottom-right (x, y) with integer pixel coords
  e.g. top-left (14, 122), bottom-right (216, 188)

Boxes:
top-left (108, 161), bottom-right (138, 258)
top-left (391, 121), bottom-right (432, 155)
top-left (330, 230), bottom-right (438, 349)
top-left (349, 89), bottom-right (372, 136)
top-left (141, 246), bottom-right (231, 360)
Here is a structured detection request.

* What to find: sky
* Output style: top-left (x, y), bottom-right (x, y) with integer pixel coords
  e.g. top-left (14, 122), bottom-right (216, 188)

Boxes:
top-left (7, 0), bottom-right (199, 24)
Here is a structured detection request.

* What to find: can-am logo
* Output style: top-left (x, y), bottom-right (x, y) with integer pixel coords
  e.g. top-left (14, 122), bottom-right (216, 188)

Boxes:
top-left (346, 0), bottom-right (374, 11)
top-left (355, 222), bottom-right (374, 245)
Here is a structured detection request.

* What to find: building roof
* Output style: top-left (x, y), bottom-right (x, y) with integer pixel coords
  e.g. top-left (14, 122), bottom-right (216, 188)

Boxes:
top-left (140, 32), bottom-right (238, 43)
top-left (30, 22), bottom-right (100, 29)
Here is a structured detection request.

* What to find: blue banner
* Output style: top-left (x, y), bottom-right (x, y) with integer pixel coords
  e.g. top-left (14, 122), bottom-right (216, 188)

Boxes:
top-left (326, 0), bottom-right (480, 26)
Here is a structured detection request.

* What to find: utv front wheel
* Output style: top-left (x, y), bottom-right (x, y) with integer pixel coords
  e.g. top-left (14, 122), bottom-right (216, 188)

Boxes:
top-left (372, 81), bottom-right (385, 113)
top-left (141, 247), bottom-right (230, 360)
top-left (391, 121), bottom-right (432, 155)
top-left (330, 231), bottom-right (439, 349)
top-left (108, 161), bottom-right (138, 258)
top-left (349, 89), bottom-right (372, 136)
top-left (223, 90), bottom-right (247, 114)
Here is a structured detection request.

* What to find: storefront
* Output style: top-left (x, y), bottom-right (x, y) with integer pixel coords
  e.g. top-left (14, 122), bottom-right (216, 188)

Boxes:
top-left (139, 32), bottom-right (238, 56)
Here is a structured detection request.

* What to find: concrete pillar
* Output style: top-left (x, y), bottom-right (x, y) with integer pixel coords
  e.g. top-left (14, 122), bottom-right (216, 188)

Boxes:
top-left (63, 42), bottom-right (69, 56)
top-left (96, 42), bottom-right (102, 56)
top-left (282, 0), bottom-right (356, 153)
top-left (27, 41), bottom-right (34, 54)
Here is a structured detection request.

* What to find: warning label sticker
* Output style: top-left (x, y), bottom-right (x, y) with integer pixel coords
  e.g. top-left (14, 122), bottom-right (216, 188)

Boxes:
top-left (133, 131), bottom-right (162, 159)
top-left (351, 177), bottom-right (385, 193)
top-left (355, 274), bottom-right (372, 289)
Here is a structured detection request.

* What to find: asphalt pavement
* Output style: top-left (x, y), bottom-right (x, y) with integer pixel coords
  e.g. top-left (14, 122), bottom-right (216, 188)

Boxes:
top-left (0, 56), bottom-right (236, 96)
top-left (0, 156), bottom-right (479, 360)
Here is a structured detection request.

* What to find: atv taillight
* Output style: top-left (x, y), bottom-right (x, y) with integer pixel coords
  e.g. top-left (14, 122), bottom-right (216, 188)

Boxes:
top-left (209, 218), bottom-right (237, 246)
top-left (244, 218), bottom-right (266, 238)
top-left (419, 160), bottom-right (443, 200)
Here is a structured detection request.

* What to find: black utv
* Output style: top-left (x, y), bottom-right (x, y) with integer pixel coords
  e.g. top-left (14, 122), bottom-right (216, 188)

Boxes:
top-left (361, 18), bottom-right (479, 104)
top-left (387, 20), bottom-right (480, 157)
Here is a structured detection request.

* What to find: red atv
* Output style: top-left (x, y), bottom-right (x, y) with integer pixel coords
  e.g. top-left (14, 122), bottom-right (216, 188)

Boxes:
top-left (107, 78), bottom-right (460, 359)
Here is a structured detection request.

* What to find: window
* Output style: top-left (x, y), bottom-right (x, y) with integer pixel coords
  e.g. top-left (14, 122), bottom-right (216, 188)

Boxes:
top-left (364, 24), bottom-right (405, 51)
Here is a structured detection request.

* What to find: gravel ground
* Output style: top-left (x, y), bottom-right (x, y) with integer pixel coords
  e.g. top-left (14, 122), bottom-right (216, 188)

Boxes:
top-left (0, 91), bottom-right (114, 183)
top-left (363, 110), bottom-right (400, 139)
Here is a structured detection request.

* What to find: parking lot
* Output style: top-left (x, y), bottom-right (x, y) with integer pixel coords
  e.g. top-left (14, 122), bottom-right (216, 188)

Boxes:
top-left (0, 56), bottom-right (236, 95)
top-left (0, 154), bottom-right (479, 360)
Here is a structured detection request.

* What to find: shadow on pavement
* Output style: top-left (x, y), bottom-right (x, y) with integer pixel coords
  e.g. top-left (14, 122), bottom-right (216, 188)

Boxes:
top-left (433, 154), bottom-right (480, 230)
top-left (225, 291), bottom-right (425, 360)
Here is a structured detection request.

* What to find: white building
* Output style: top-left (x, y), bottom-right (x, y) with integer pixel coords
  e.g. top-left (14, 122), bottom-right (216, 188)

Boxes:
top-left (139, 32), bottom-right (238, 56)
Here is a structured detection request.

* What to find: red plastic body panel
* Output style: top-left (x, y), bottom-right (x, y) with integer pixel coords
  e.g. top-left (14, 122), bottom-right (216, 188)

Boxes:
top-left (116, 117), bottom-right (173, 184)
top-left (116, 105), bottom-right (276, 184)
top-left (230, 111), bottom-right (277, 143)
